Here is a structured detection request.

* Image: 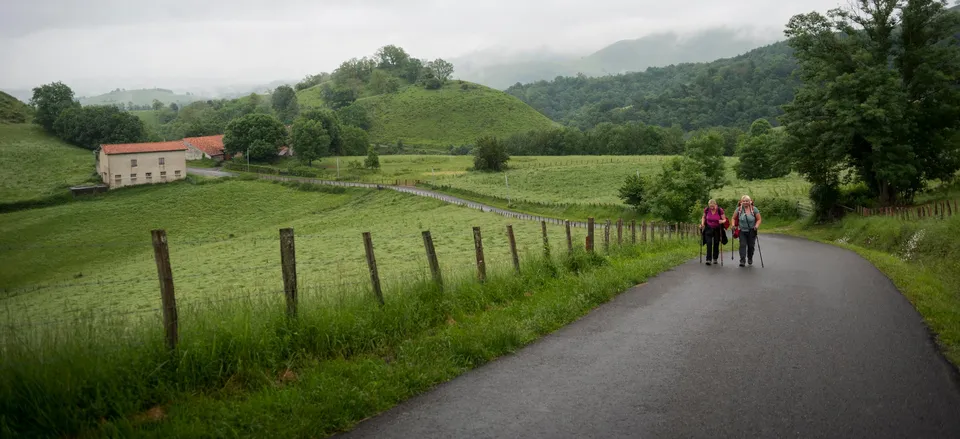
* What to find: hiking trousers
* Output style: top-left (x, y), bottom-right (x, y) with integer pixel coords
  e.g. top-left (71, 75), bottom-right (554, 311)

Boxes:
top-left (704, 226), bottom-right (722, 261)
top-left (739, 229), bottom-right (757, 263)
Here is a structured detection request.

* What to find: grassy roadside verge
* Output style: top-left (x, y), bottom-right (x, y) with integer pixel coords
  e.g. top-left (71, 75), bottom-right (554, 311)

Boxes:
top-left (2, 239), bottom-right (695, 438)
top-left (781, 215), bottom-right (960, 368)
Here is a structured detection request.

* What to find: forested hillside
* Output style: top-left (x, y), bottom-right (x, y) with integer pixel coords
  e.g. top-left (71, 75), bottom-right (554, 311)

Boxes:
top-left (507, 42), bottom-right (797, 131)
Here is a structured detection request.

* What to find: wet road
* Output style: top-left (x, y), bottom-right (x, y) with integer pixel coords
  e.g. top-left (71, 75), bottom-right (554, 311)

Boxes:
top-left (336, 234), bottom-right (960, 438)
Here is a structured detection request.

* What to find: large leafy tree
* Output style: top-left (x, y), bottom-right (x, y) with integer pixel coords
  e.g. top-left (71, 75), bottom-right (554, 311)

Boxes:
top-left (31, 82), bottom-right (78, 132)
top-left (271, 85), bottom-right (300, 124)
top-left (473, 136), bottom-right (510, 172)
top-left (647, 157), bottom-right (711, 222)
top-left (618, 173), bottom-right (648, 213)
top-left (54, 105), bottom-right (146, 150)
top-left (684, 131), bottom-right (726, 189)
top-left (781, 0), bottom-right (960, 204)
top-left (223, 113), bottom-right (287, 162)
top-left (341, 125), bottom-right (370, 156)
top-left (300, 109), bottom-right (344, 155)
top-left (290, 118), bottom-right (330, 166)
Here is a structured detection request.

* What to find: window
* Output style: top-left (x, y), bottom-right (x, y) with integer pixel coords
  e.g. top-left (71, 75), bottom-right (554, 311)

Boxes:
top-left (131, 159), bottom-right (138, 167)
top-left (159, 157), bottom-right (165, 166)
top-left (114, 174), bottom-right (121, 186)
top-left (174, 170), bottom-right (181, 178)
top-left (130, 173), bottom-right (137, 184)
top-left (145, 172), bottom-right (152, 183)
top-left (160, 171), bottom-right (167, 182)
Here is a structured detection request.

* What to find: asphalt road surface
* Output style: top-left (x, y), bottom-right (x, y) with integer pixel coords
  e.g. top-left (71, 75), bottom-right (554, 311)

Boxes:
top-left (336, 234), bottom-right (960, 439)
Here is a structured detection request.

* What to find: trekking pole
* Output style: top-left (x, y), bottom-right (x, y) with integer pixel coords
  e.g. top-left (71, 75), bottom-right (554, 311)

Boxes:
top-left (699, 225), bottom-right (703, 264)
top-left (720, 232), bottom-right (724, 266)
top-left (755, 230), bottom-right (764, 268)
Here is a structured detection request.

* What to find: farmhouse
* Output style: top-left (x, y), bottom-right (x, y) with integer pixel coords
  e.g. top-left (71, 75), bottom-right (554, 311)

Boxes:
top-left (96, 141), bottom-right (187, 188)
top-left (183, 135), bottom-right (226, 161)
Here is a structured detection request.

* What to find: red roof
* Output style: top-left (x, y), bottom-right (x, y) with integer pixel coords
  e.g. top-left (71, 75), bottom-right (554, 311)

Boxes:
top-left (183, 135), bottom-right (225, 157)
top-left (101, 141), bottom-right (187, 155)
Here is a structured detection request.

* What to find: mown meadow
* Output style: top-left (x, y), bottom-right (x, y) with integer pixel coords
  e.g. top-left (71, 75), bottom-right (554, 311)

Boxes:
top-left (0, 124), bottom-right (96, 206)
top-left (0, 176), bottom-right (698, 438)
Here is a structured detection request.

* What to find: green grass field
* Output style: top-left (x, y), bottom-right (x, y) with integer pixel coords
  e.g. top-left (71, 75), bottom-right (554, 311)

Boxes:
top-left (0, 178), bottom-right (608, 324)
top-left (295, 83), bottom-right (328, 109)
top-left (0, 124), bottom-right (96, 205)
top-left (0, 91), bottom-right (32, 124)
top-left (267, 154), bottom-right (810, 211)
top-left (353, 81), bottom-right (556, 147)
top-left (130, 110), bottom-right (162, 133)
top-left (0, 176), bottom-right (697, 437)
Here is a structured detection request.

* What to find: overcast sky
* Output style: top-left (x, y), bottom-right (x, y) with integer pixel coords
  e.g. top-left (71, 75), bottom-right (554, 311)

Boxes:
top-left (1, 0), bottom-right (842, 94)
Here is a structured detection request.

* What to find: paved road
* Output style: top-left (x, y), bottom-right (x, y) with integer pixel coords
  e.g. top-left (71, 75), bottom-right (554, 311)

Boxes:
top-left (336, 234), bottom-right (960, 438)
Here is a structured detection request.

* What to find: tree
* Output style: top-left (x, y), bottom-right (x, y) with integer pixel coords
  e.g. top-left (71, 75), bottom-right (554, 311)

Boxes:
top-left (223, 113), bottom-right (287, 162)
top-left (735, 121), bottom-right (791, 180)
top-left (782, 0), bottom-right (960, 204)
top-left (321, 83), bottom-right (358, 110)
top-left (647, 157), bottom-right (711, 222)
top-left (473, 136), bottom-right (510, 172)
top-left (53, 105), bottom-right (146, 150)
top-left (169, 102), bottom-right (179, 112)
top-left (336, 104), bottom-right (371, 130)
top-left (341, 125), bottom-right (370, 156)
top-left (365, 145), bottom-right (380, 169)
top-left (618, 173), bottom-right (648, 213)
top-left (152, 99), bottom-right (164, 111)
top-left (375, 45), bottom-right (411, 71)
top-left (684, 131), bottom-right (726, 189)
top-left (300, 109), bottom-right (343, 155)
top-left (271, 85), bottom-right (300, 124)
top-left (290, 117), bottom-right (330, 166)
top-left (420, 70), bottom-right (443, 90)
top-left (427, 59), bottom-right (455, 82)
top-left (31, 82), bottom-right (78, 132)
top-left (370, 69), bottom-right (401, 94)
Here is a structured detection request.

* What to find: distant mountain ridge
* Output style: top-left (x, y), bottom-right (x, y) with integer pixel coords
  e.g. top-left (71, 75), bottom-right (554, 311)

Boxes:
top-left (452, 28), bottom-right (779, 89)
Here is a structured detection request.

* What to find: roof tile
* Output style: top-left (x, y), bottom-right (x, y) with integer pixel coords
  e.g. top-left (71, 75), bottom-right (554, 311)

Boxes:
top-left (102, 141), bottom-right (187, 155)
top-left (182, 135), bottom-right (225, 157)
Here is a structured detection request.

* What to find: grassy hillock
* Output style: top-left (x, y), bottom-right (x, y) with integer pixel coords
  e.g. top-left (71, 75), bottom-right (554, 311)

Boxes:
top-left (78, 88), bottom-right (205, 108)
top-left (0, 91), bottom-right (32, 124)
top-left (354, 81), bottom-right (557, 147)
top-left (0, 124), bottom-right (95, 206)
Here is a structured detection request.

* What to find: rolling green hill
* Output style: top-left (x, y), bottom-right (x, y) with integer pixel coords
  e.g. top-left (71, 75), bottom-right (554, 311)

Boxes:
top-left (355, 81), bottom-right (557, 147)
top-left (0, 124), bottom-right (95, 205)
top-left (78, 88), bottom-right (206, 108)
top-left (0, 91), bottom-right (32, 124)
top-left (506, 41), bottom-right (797, 131)
top-left (295, 83), bottom-right (328, 109)
top-left (453, 29), bottom-right (776, 90)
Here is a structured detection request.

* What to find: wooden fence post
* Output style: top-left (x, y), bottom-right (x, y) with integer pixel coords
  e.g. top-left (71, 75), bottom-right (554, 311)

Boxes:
top-left (279, 228), bottom-right (298, 317)
top-left (541, 221), bottom-right (551, 258)
top-left (422, 231), bottom-right (443, 288)
top-left (631, 220), bottom-right (637, 244)
top-left (565, 220), bottom-right (573, 253)
top-left (642, 220), bottom-right (648, 242)
top-left (660, 222), bottom-right (665, 241)
top-left (151, 230), bottom-right (178, 351)
top-left (949, 201), bottom-right (954, 217)
top-left (617, 219), bottom-right (623, 245)
top-left (362, 232), bottom-right (385, 306)
top-left (507, 225), bottom-right (520, 274)
top-left (587, 218), bottom-right (595, 253)
top-left (604, 220), bottom-right (611, 252)
top-left (473, 227), bottom-right (486, 282)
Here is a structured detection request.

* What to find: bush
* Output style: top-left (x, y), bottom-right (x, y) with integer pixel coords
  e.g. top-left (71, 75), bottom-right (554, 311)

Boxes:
top-left (473, 136), bottom-right (509, 172)
top-left (617, 174), bottom-right (648, 213)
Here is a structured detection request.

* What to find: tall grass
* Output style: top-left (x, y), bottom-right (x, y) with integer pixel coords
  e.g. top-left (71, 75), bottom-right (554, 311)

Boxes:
top-left (0, 124), bottom-right (96, 205)
top-left (0, 238), bottom-right (695, 438)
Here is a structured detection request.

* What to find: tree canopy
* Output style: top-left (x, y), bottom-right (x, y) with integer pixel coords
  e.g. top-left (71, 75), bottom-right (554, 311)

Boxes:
top-left (223, 113), bottom-right (288, 162)
top-left (271, 85), bottom-right (299, 124)
top-left (31, 82), bottom-right (78, 132)
top-left (781, 0), bottom-right (960, 204)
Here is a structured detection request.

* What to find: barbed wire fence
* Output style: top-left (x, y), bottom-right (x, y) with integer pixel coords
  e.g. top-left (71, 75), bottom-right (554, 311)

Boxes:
top-left (854, 199), bottom-right (958, 220)
top-left (0, 217), bottom-right (698, 351)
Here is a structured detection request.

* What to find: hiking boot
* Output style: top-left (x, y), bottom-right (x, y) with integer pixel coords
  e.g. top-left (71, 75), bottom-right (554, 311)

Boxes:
top-left (748, 259), bottom-right (753, 266)
top-left (739, 260), bottom-right (746, 267)
top-left (705, 260), bottom-right (712, 266)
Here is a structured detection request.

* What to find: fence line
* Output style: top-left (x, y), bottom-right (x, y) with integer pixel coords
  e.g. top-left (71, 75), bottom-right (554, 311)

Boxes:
top-left (855, 199), bottom-right (958, 220)
top-left (1, 219), bottom-right (698, 340)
